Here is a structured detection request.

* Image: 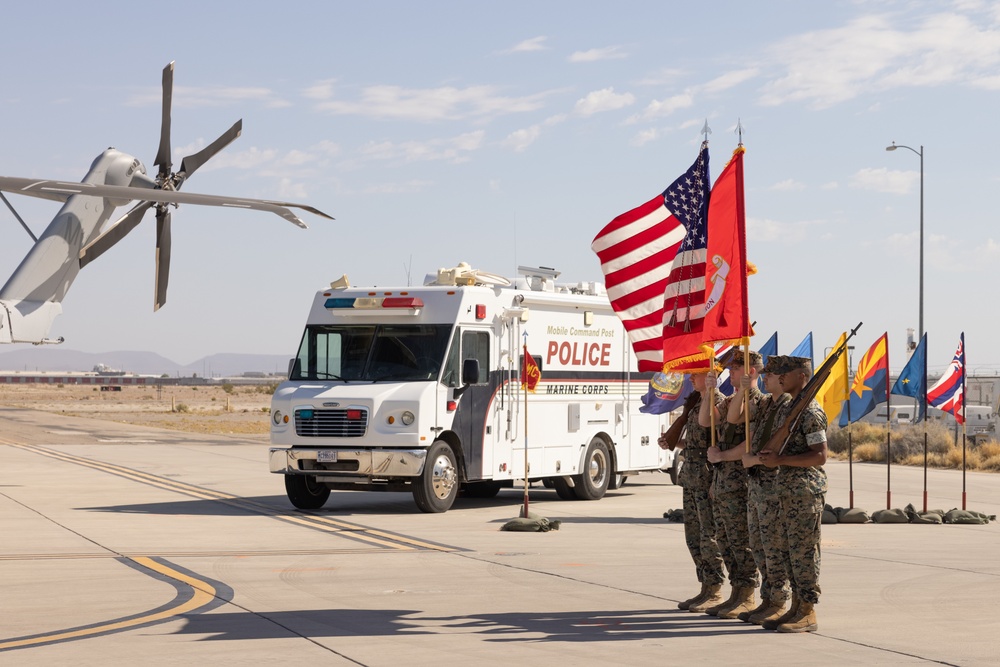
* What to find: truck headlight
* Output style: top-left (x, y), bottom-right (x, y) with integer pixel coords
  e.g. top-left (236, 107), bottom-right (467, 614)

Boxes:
top-left (401, 411), bottom-right (415, 426)
top-left (272, 410), bottom-right (283, 425)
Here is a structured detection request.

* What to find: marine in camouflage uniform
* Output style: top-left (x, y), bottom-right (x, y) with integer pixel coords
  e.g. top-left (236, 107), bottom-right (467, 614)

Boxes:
top-left (740, 361), bottom-right (792, 624)
top-left (674, 372), bottom-right (727, 612)
top-left (758, 355), bottom-right (828, 634)
top-left (701, 350), bottom-right (763, 619)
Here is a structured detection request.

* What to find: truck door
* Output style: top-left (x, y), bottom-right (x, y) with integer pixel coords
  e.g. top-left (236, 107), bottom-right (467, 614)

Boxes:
top-left (444, 327), bottom-right (495, 481)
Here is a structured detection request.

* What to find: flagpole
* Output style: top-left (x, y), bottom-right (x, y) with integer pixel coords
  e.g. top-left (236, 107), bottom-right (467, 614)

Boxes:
top-left (922, 333), bottom-right (929, 513)
top-left (744, 344), bottom-right (751, 453)
top-left (886, 345), bottom-right (892, 510)
top-left (961, 333), bottom-right (967, 510)
top-left (848, 401), bottom-right (854, 509)
top-left (521, 337), bottom-right (531, 518)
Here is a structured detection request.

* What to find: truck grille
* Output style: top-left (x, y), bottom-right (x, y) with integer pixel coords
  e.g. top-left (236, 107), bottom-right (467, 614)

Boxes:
top-left (294, 408), bottom-right (369, 437)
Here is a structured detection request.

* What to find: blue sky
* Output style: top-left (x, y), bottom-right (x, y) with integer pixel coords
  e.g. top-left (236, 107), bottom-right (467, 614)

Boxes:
top-left (1, 0), bottom-right (997, 376)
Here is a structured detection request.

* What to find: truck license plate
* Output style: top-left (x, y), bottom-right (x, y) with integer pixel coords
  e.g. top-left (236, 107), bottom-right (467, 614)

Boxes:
top-left (317, 450), bottom-right (338, 463)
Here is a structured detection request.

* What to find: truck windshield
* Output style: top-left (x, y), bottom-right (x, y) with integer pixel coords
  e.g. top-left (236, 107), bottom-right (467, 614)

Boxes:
top-left (290, 324), bottom-right (453, 382)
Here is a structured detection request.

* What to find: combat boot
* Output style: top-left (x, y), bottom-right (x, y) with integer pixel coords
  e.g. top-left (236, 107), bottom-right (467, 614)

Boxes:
top-left (739, 596), bottom-right (771, 622)
top-left (718, 587), bottom-right (756, 619)
top-left (762, 594), bottom-right (799, 630)
top-left (777, 601), bottom-right (817, 633)
top-left (705, 586), bottom-right (738, 616)
top-left (747, 598), bottom-right (786, 625)
top-left (677, 583), bottom-right (707, 610)
top-left (688, 584), bottom-right (723, 613)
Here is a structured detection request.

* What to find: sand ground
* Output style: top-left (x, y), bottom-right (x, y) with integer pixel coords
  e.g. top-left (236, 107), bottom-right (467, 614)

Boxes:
top-left (0, 383), bottom-right (272, 435)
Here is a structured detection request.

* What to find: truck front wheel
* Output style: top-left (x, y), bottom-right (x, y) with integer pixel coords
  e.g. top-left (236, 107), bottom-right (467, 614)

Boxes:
top-left (413, 441), bottom-right (459, 513)
top-left (285, 474), bottom-right (331, 510)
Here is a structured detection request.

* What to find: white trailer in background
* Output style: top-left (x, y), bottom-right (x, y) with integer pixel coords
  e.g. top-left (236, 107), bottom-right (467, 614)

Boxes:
top-left (269, 264), bottom-right (674, 513)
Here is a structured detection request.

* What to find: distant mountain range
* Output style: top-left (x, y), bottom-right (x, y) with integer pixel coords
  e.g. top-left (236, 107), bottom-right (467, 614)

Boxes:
top-left (0, 348), bottom-right (291, 378)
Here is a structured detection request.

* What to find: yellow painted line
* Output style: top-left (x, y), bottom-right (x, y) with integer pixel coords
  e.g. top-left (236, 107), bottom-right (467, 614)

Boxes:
top-left (0, 557), bottom-right (217, 651)
top-left (7, 443), bottom-right (456, 553)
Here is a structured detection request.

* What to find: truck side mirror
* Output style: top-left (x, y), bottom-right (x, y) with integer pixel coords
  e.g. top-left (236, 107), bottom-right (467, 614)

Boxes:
top-left (287, 358), bottom-right (300, 379)
top-left (462, 359), bottom-right (480, 385)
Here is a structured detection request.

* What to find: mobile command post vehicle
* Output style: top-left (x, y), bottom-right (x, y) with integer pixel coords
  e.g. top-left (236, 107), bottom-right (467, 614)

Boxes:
top-left (269, 264), bottom-right (676, 513)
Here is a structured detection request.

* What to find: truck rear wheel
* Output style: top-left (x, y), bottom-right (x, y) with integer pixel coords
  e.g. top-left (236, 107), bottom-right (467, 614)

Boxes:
top-left (413, 440), bottom-right (459, 513)
top-left (573, 438), bottom-right (610, 500)
top-left (285, 474), bottom-right (331, 510)
top-left (551, 476), bottom-right (576, 500)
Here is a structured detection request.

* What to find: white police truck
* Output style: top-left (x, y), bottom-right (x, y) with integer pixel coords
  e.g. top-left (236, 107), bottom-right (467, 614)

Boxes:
top-left (269, 263), bottom-right (674, 513)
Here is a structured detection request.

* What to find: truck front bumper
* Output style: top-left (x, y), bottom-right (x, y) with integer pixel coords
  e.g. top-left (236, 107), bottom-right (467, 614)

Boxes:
top-left (269, 447), bottom-right (428, 480)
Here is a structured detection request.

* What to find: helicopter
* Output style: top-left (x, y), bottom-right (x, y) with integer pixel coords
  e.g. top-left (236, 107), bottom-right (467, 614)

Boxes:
top-left (0, 62), bottom-right (332, 345)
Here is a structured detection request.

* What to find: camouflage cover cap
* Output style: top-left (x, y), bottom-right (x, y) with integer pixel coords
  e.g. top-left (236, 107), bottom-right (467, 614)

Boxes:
top-left (721, 348), bottom-right (762, 368)
top-left (771, 355), bottom-right (812, 374)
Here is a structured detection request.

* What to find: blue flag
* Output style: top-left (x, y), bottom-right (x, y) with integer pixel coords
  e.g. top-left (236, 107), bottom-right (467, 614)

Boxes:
top-left (891, 332), bottom-right (927, 423)
top-left (791, 332), bottom-right (813, 367)
top-left (640, 372), bottom-right (693, 414)
top-left (757, 332), bottom-right (778, 391)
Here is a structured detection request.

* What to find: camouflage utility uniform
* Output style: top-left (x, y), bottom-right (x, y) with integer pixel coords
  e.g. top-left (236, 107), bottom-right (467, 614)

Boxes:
top-left (679, 392), bottom-right (727, 587)
top-left (774, 398), bottom-right (828, 605)
top-left (747, 392), bottom-right (792, 605)
top-left (712, 388), bottom-right (763, 591)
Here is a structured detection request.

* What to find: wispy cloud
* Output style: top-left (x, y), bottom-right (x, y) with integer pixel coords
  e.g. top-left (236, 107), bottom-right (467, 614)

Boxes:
top-left (357, 131), bottom-right (486, 164)
top-left (769, 179), bottom-right (806, 192)
top-left (360, 180), bottom-right (434, 195)
top-left (501, 36), bottom-right (549, 54)
top-left (850, 167), bottom-right (919, 194)
top-left (312, 84), bottom-right (555, 122)
top-left (303, 79), bottom-right (336, 100)
top-left (500, 114), bottom-right (566, 152)
top-left (760, 9), bottom-right (1000, 108)
top-left (574, 87), bottom-right (635, 116)
top-left (568, 46), bottom-right (628, 63)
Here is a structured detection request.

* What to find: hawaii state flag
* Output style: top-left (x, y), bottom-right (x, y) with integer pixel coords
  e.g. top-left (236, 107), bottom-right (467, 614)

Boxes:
top-left (521, 344), bottom-right (541, 392)
top-left (839, 333), bottom-right (889, 427)
top-left (663, 146), bottom-right (750, 372)
top-left (591, 144), bottom-right (709, 371)
top-left (928, 333), bottom-right (965, 424)
top-left (891, 332), bottom-right (927, 423)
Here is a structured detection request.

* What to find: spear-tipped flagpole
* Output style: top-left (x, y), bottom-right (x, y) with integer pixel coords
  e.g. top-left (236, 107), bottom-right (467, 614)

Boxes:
top-left (522, 331), bottom-right (531, 518)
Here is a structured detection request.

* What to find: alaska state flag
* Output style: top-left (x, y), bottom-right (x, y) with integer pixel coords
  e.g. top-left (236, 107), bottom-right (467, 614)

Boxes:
top-left (640, 372), bottom-right (693, 414)
top-left (791, 332), bottom-right (814, 368)
top-left (757, 331), bottom-right (778, 391)
top-left (891, 332), bottom-right (927, 423)
top-left (928, 333), bottom-right (965, 424)
top-left (839, 333), bottom-right (889, 427)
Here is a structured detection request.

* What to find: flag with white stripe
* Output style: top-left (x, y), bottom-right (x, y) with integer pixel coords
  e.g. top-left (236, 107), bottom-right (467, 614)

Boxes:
top-left (591, 144), bottom-right (710, 372)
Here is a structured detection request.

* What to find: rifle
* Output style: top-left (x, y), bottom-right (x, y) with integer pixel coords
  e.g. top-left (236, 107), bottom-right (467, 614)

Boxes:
top-left (659, 391), bottom-right (701, 450)
top-left (767, 321), bottom-right (863, 456)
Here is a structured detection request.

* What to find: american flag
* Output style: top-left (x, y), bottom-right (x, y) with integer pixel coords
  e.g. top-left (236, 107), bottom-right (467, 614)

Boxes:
top-left (591, 144), bottom-right (710, 372)
top-left (928, 333), bottom-right (965, 424)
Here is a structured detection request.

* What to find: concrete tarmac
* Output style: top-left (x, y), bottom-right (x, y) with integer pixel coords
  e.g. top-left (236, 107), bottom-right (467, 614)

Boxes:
top-left (1, 405), bottom-right (998, 665)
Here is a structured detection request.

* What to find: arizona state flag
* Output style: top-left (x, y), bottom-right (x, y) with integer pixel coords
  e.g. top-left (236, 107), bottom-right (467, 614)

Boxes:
top-left (521, 344), bottom-right (541, 392)
top-left (839, 333), bottom-right (889, 426)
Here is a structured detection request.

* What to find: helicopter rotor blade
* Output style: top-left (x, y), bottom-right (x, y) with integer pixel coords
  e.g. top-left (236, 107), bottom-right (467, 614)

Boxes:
top-left (177, 119), bottom-right (243, 186)
top-left (154, 206), bottom-right (171, 311)
top-left (154, 61), bottom-right (174, 180)
top-left (78, 202), bottom-right (153, 268)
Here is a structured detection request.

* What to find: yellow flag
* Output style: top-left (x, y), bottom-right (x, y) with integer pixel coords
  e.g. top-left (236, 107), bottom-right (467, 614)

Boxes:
top-left (816, 332), bottom-right (849, 424)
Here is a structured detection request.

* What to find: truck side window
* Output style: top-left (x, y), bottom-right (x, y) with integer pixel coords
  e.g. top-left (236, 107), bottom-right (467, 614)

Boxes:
top-left (463, 330), bottom-right (490, 386)
top-left (442, 331), bottom-right (461, 387)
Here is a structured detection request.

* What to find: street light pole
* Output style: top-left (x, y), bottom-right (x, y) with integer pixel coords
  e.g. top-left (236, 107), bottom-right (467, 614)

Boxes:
top-left (885, 142), bottom-right (924, 342)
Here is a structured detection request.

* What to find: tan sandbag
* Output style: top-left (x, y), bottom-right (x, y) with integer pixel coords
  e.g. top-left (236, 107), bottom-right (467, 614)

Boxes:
top-left (943, 509), bottom-right (990, 525)
top-left (872, 508), bottom-right (909, 523)
top-left (822, 509), bottom-right (839, 524)
top-left (835, 507), bottom-right (871, 524)
top-left (912, 512), bottom-right (943, 524)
